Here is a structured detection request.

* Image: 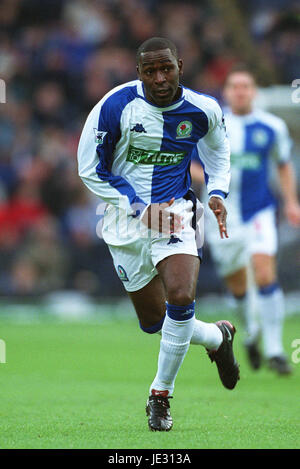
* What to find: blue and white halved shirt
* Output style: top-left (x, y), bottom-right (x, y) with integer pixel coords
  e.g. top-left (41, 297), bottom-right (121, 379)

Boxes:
top-left (78, 79), bottom-right (230, 216)
top-left (222, 108), bottom-right (292, 224)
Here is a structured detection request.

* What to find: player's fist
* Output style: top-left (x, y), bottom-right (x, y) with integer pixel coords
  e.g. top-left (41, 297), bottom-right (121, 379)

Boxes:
top-left (141, 198), bottom-right (183, 234)
top-left (209, 196), bottom-right (228, 239)
top-left (284, 201), bottom-right (300, 227)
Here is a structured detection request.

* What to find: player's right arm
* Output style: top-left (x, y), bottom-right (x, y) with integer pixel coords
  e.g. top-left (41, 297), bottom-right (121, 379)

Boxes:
top-left (77, 95), bottom-right (147, 217)
top-left (77, 96), bottom-right (181, 234)
top-left (271, 116), bottom-right (300, 227)
top-left (278, 162), bottom-right (300, 226)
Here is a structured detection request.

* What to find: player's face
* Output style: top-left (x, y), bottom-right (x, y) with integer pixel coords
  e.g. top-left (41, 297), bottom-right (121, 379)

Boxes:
top-left (137, 48), bottom-right (183, 106)
top-left (223, 72), bottom-right (256, 114)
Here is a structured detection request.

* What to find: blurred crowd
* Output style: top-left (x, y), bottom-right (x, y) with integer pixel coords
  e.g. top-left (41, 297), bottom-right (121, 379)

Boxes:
top-left (0, 0), bottom-right (299, 296)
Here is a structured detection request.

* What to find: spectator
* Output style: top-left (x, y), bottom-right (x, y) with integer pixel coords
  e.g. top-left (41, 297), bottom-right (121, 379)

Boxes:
top-left (0, 0), bottom-right (298, 297)
top-left (9, 215), bottom-right (69, 295)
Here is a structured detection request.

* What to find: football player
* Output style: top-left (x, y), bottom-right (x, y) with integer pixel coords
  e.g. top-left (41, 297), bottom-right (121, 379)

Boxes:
top-left (78, 37), bottom-right (239, 432)
top-left (191, 65), bottom-right (300, 374)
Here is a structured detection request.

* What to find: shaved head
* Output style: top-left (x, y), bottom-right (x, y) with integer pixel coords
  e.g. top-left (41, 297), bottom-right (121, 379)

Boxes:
top-left (136, 36), bottom-right (182, 106)
top-left (136, 37), bottom-right (178, 64)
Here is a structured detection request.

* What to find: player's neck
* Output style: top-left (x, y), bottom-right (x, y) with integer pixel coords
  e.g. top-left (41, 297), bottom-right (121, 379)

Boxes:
top-left (231, 106), bottom-right (253, 116)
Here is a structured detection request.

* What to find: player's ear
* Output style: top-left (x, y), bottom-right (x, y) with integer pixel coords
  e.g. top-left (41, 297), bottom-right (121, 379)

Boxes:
top-left (178, 59), bottom-right (183, 77)
top-left (136, 63), bottom-right (141, 80)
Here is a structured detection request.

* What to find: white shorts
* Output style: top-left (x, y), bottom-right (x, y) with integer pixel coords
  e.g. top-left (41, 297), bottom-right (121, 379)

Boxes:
top-left (207, 205), bottom-right (278, 277)
top-left (103, 193), bottom-right (204, 292)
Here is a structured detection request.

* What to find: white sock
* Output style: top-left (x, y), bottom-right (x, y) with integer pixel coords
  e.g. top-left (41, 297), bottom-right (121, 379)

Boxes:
top-left (257, 284), bottom-right (285, 358)
top-left (189, 318), bottom-right (223, 349)
top-left (235, 292), bottom-right (260, 345)
top-left (156, 317), bottom-right (223, 350)
top-left (150, 313), bottom-right (195, 396)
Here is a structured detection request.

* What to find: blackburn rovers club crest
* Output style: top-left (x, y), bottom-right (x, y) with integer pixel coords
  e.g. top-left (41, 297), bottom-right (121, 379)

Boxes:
top-left (252, 128), bottom-right (269, 146)
top-left (117, 265), bottom-right (129, 282)
top-left (176, 121), bottom-right (192, 139)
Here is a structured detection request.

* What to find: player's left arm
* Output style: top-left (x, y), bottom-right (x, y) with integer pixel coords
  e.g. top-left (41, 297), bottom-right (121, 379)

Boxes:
top-left (208, 195), bottom-right (228, 239)
top-left (196, 99), bottom-right (231, 238)
top-left (190, 147), bottom-right (205, 184)
top-left (278, 162), bottom-right (300, 226)
top-left (272, 118), bottom-right (300, 226)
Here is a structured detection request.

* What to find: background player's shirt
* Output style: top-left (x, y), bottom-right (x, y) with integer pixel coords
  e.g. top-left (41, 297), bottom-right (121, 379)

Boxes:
top-left (78, 79), bottom-right (230, 218)
top-left (196, 107), bottom-right (292, 233)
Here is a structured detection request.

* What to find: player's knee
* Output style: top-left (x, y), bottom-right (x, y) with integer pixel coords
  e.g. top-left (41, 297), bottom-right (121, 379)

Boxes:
top-left (167, 286), bottom-right (194, 307)
top-left (139, 315), bottom-right (165, 334)
top-left (255, 269), bottom-right (275, 288)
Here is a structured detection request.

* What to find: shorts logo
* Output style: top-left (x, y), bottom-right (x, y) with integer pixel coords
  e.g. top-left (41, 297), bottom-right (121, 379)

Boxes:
top-left (117, 265), bottom-right (129, 282)
top-left (167, 235), bottom-right (183, 245)
top-left (176, 121), bottom-right (192, 139)
top-left (94, 128), bottom-right (107, 145)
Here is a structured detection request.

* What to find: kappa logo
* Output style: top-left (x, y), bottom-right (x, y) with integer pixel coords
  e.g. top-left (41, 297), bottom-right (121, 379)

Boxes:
top-left (130, 123), bottom-right (147, 133)
top-left (167, 235), bottom-right (183, 245)
top-left (117, 265), bottom-right (129, 282)
top-left (94, 128), bottom-right (107, 144)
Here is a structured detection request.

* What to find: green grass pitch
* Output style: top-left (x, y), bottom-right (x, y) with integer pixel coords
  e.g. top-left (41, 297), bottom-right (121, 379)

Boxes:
top-left (0, 312), bottom-right (300, 449)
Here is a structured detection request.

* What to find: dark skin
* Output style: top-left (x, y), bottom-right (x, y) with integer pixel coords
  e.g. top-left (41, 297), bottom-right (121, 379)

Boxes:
top-left (130, 48), bottom-right (228, 328)
top-left (137, 48), bottom-right (183, 107)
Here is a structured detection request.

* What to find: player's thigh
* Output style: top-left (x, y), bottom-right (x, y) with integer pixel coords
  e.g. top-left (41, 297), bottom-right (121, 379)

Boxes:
top-left (156, 254), bottom-right (200, 305)
top-left (208, 231), bottom-right (249, 278)
top-left (249, 206), bottom-right (278, 257)
top-left (128, 275), bottom-right (166, 328)
top-left (107, 238), bottom-right (157, 294)
top-left (108, 241), bottom-right (166, 327)
top-left (248, 207), bottom-right (278, 286)
top-left (150, 196), bottom-right (201, 305)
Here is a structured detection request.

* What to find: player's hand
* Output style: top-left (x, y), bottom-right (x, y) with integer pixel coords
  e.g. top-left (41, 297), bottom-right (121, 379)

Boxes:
top-left (141, 198), bottom-right (183, 234)
top-left (209, 196), bottom-right (228, 239)
top-left (284, 201), bottom-right (300, 227)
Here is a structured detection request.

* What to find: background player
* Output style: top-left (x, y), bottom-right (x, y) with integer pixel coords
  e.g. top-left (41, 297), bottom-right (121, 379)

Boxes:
top-left (191, 65), bottom-right (300, 374)
top-left (78, 37), bottom-right (240, 432)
